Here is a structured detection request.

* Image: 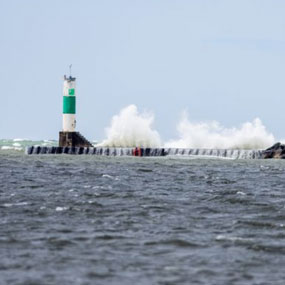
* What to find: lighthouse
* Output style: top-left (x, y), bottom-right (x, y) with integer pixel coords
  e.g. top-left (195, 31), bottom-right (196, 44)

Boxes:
top-left (63, 75), bottom-right (76, 131)
top-left (59, 72), bottom-right (93, 148)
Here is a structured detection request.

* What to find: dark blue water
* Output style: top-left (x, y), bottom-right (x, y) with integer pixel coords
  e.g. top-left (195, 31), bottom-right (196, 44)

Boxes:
top-left (1, 151), bottom-right (285, 284)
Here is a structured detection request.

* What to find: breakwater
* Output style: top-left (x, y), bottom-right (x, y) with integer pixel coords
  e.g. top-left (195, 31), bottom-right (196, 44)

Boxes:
top-left (25, 146), bottom-right (264, 159)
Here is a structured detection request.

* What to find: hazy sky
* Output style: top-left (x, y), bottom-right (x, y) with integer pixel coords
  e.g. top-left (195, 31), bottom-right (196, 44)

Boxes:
top-left (1, 0), bottom-right (285, 141)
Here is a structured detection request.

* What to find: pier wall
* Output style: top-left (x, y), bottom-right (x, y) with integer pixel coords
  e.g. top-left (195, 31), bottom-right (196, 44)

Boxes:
top-left (25, 146), bottom-right (264, 159)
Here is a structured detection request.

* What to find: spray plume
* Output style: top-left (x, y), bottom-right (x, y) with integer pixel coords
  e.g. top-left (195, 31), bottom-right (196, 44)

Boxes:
top-left (99, 105), bottom-right (161, 147)
top-left (165, 112), bottom-right (274, 149)
top-left (99, 105), bottom-right (275, 150)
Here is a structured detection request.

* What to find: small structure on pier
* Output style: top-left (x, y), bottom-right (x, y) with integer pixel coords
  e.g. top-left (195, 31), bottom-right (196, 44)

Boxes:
top-left (59, 71), bottom-right (92, 147)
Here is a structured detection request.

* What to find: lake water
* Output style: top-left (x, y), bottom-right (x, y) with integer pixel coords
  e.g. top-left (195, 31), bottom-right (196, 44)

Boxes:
top-left (1, 144), bottom-right (285, 284)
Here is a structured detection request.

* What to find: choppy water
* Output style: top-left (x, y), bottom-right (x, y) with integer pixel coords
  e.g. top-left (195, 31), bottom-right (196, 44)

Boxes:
top-left (1, 144), bottom-right (285, 284)
top-left (0, 139), bottom-right (57, 151)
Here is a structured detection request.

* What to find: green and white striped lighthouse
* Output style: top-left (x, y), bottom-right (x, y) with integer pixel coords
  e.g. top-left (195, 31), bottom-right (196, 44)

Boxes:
top-left (59, 72), bottom-right (93, 148)
top-left (63, 75), bottom-right (76, 132)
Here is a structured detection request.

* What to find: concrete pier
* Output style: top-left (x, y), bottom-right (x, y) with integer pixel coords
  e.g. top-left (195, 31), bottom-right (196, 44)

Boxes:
top-left (59, 131), bottom-right (93, 147)
top-left (25, 146), bottom-right (264, 159)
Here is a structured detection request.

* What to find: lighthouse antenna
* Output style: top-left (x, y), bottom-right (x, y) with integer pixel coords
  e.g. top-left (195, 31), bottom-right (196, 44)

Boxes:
top-left (69, 64), bottom-right (72, 77)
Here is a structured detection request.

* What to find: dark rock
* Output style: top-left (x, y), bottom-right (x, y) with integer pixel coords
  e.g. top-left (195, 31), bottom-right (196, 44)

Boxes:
top-left (261, 142), bottom-right (285, 159)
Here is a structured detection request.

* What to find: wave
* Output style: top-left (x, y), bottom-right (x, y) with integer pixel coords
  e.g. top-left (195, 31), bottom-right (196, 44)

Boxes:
top-left (99, 105), bottom-right (161, 147)
top-left (13, 138), bottom-right (28, 142)
top-left (165, 111), bottom-right (274, 149)
top-left (0, 139), bottom-right (57, 152)
top-left (97, 105), bottom-right (274, 149)
top-left (0, 105), bottom-right (276, 151)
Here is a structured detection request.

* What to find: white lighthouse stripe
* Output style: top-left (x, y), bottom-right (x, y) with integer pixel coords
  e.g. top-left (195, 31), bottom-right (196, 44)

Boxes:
top-left (63, 114), bottom-right (76, 132)
top-left (63, 81), bottom-right (76, 97)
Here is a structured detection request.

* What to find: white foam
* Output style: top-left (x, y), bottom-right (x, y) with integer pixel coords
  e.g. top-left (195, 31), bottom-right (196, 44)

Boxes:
top-left (165, 112), bottom-right (274, 149)
top-left (102, 174), bottom-right (113, 179)
top-left (3, 202), bottom-right (28, 207)
top-left (13, 143), bottom-right (21, 147)
top-left (215, 235), bottom-right (252, 242)
top-left (14, 147), bottom-right (23, 151)
top-left (99, 105), bottom-right (161, 147)
top-left (55, 207), bottom-right (68, 211)
top-left (1, 146), bottom-right (23, 151)
top-left (1, 146), bottom-right (14, 150)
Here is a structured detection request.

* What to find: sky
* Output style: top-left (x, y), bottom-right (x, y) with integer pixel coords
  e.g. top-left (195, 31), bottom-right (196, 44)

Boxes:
top-left (0, 0), bottom-right (285, 141)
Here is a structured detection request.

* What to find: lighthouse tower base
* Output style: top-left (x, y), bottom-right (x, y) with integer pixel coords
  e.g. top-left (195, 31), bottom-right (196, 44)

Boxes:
top-left (59, 132), bottom-right (93, 147)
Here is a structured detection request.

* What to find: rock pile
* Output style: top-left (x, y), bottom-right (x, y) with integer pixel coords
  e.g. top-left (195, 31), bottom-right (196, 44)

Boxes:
top-left (261, 142), bottom-right (285, 159)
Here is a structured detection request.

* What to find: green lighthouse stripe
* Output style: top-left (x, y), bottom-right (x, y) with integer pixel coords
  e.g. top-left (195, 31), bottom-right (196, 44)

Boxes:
top-left (63, 96), bottom-right (76, 114)
top-left (68, 88), bottom-right (75, 95)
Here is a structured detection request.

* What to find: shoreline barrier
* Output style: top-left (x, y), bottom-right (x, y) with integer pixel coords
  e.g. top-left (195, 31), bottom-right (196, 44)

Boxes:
top-left (25, 146), bottom-right (264, 159)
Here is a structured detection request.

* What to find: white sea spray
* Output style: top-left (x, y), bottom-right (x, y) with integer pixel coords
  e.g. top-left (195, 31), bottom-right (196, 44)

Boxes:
top-left (99, 105), bottom-right (161, 148)
top-left (165, 111), bottom-right (274, 149)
